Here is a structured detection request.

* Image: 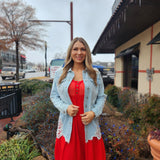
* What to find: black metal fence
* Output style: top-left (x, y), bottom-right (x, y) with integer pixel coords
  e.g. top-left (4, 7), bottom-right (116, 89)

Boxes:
top-left (0, 82), bottom-right (22, 121)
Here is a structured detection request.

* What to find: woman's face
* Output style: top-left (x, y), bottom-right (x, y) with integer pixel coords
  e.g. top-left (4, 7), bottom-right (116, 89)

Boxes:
top-left (71, 41), bottom-right (86, 65)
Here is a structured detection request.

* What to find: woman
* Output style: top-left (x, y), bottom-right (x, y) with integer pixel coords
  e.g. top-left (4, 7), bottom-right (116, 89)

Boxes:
top-left (50, 37), bottom-right (106, 160)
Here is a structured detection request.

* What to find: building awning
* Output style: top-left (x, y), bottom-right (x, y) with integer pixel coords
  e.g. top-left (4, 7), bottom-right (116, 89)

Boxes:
top-left (92, 0), bottom-right (160, 55)
top-left (115, 43), bottom-right (140, 58)
top-left (147, 32), bottom-right (160, 45)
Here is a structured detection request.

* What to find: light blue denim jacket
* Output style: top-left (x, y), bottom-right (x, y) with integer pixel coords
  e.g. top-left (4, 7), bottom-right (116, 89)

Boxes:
top-left (50, 67), bottom-right (106, 143)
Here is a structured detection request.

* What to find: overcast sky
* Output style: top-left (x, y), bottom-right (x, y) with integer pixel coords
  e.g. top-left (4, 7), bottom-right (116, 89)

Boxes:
top-left (25, 0), bottom-right (115, 64)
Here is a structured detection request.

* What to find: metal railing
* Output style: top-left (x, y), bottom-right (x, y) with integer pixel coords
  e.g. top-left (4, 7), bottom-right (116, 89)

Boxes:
top-left (0, 82), bottom-right (22, 121)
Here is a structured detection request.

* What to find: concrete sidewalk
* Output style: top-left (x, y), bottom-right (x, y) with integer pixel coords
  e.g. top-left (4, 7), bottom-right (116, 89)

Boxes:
top-left (27, 76), bottom-right (53, 83)
top-left (27, 76), bottom-right (51, 80)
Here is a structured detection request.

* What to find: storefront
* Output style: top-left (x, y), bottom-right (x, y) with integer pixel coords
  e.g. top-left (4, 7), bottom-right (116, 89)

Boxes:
top-left (92, 0), bottom-right (160, 95)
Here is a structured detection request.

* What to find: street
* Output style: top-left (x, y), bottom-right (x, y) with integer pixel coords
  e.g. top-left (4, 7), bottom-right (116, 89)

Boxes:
top-left (0, 71), bottom-right (46, 83)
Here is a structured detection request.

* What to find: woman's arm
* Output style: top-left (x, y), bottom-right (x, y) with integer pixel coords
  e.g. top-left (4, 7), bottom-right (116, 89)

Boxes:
top-left (50, 70), bottom-right (70, 114)
top-left (91, 71), bottom-right (107, 117)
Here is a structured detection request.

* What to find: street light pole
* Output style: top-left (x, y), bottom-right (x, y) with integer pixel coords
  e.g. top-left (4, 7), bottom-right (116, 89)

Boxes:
top-left (29, 2), bottom-right (73, 77)
top-left (29, 2), bottom-right (73, 41)
top-left (45, 41), bottom-right (47, 77)
top-left (70, 2), bottom-right (73, 41)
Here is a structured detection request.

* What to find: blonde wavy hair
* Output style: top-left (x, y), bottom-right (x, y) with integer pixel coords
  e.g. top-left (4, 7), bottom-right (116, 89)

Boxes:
top-left (58, 37), bottom-right (97, 85)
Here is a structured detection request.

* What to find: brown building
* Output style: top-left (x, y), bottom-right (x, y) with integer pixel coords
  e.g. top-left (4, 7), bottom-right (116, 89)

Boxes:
top-left (0, 50), bottom-right (26, 71)
top-left (93, 0), bottom-right (160, 95)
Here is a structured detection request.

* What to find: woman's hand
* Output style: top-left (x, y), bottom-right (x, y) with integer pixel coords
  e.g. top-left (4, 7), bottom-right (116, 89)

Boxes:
top-left (80, 111), bottom-right (95, 125)
top-left (67, 105), bottom-right (79, 117)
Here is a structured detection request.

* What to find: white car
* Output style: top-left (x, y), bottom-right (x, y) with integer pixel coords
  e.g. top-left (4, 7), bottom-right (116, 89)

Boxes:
top-left (1, 67), bottom-right (25, 80)
top-left (23, 69), bottom-right (36, 73)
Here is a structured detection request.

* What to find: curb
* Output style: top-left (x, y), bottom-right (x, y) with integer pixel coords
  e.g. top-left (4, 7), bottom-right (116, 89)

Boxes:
top-left (27, 77), bottom-right (53, 82)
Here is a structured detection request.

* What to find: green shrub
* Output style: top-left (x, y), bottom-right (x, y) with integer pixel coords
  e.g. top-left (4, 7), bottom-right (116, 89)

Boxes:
top-left (21, 89), bottom-right (59, 157)
top-left (142, 95), bottom-right (160, 129)
top-left (20, 79), bottom-right (52, 96)
top-left (22, 89), bottom-right (58, 128)
top-left (123, 94), bottom-right (160, 138)
top-left (0, 137), bottom-right (40, 160)
top-left (105, 85), bottom-right (133, 112)
top-left (124, 103), bottom-right (142, 133)
top-left (100, 115), bottom-right (142, 159)
top-left (105, 85), bottom-right (120, 108)
top-left (117, 89), bottom-right (132, 113)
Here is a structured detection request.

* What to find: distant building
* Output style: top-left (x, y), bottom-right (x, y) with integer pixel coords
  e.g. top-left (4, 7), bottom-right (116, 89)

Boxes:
top-left (93, 0), bottom-right (160, 95)
top-left (0, 49), bottom-right (26, 71)
top-left (93, 62), bottom-right (115, 69)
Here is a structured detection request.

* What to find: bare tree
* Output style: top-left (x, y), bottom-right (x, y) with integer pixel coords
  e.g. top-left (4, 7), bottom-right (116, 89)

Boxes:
top-left (0, 0), bottom-right (45, 81)
top-left (53, 52), bottom-right (66, 59)
top-left (0, 40), bottom-right (7, 50)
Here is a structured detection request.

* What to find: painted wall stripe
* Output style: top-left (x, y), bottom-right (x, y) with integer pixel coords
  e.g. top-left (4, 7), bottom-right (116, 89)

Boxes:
top-left (149, 25), bottom-right (153, 95)
top-left (116, 70), bottom-right (160, 73)
top-left (115, 71), bottom-right (124, 73)
top-left (139, 70), bottom-right (146, 73)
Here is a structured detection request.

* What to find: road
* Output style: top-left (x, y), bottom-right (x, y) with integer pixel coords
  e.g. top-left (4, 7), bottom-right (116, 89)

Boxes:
top-left (0, 72), bottom-right (46, 83)
top-left (0, 71), bottom-right (113, 87)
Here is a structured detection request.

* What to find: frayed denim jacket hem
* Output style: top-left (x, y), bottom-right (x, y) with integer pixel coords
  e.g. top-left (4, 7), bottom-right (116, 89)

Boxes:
top-left (50, 67), bottom-right (106, 143)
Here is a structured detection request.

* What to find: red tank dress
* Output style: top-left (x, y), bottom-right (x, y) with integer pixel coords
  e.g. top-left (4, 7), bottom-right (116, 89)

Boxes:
top-left (54, 80), bottom-right (106, 160)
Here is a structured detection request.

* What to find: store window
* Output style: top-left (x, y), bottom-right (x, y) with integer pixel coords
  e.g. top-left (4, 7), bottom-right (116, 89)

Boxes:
top-left (123, 51), bottom-right (139, 89)
top-left (116, 43), bottom-right (140, 90)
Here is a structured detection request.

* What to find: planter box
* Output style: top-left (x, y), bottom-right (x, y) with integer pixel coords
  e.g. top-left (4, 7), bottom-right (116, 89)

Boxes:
top-left (148, 134), bottom-right (160, 160)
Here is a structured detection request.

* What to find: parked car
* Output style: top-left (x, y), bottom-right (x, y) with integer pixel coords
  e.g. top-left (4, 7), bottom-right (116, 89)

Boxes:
top-left (102, 68), bottom-right (115, 86)
top-left (23, 69), bottom-right (36, 73)
top-left (92, 65), bottom-right (114, 86)
top-left (92, 65), bottom-right (106, 76)
top-left (1, 67), bottom-right (25, 80)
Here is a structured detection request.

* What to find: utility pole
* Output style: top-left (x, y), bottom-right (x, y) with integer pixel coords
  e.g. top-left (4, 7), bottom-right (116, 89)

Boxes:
top-left (45, 41), bottom-right (47, 77)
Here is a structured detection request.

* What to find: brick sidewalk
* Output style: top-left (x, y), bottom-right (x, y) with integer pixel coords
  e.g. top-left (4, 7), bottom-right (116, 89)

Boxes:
top-left (0, 113), bottom-right (22, 142)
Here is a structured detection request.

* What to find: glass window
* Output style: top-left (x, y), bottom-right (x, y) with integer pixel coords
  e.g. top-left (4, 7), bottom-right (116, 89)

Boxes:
top-left (50, 59), bottom-right (64, 66)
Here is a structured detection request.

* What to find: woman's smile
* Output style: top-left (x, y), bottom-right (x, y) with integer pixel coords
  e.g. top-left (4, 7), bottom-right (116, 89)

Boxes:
top-left (71, 41), bottom-right (86, 64)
